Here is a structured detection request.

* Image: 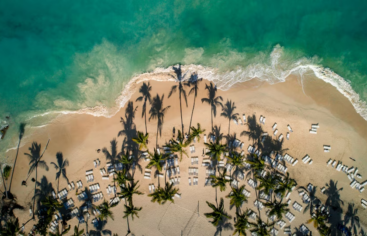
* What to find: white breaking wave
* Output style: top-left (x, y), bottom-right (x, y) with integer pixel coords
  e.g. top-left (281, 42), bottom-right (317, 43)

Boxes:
top-left (26, 45), bottom-right (367, 124)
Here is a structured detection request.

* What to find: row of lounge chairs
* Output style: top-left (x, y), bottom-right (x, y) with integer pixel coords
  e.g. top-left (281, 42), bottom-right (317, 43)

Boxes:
top-left (285, 211), bottom-right (295, 222)
top-left (92, 192), bottom-right (103, 203)
top-left (309, 123), bottom-right (319, 134)
top-left (170, 176), bottom-right (181, 185)
top-left (57, 189), bottom-right (68, 200)
top-left (188, 167), bottom-right (199, 175)
top-left (86, 174), bottom-right (94, 182)
top-left (188, 177), bottom-right (198, 186)
top-left (64, 198), bottom-right (74, 209)
top-left (109, 197), bottom-right (120, 206)
top-left (148, 184), bottom-right (156, 193)
top-left (259, 115), bottom-right (266, 124)
top-left (283, 153), bottom-right (298, 166)
top-left (302, 155), bottom-right (313, 165)
top-left (76, 180), bottom-right (83, 189)
top-left (89, 183), bottom-right (100, 193)
top-left (191, 156), bottom-right (199, 165)
top-left (248, 178), bottom-right (257, 189)
top-left (254, 200), bottom-right (264, 210)
top-left (204, 178), bottom-right (213, 186)
top-left (167, 166), bottom-right (180, 177)
top-left (189, 145), bottom-right (196, 153)
top-left (292, 201), bottom-right (303, 212)
top-left (68, 182), bottom-right (75, 190)
top-left (93, 159), bottom-right (101, 167)
top-left (106, 185), bottom-right (116, 195)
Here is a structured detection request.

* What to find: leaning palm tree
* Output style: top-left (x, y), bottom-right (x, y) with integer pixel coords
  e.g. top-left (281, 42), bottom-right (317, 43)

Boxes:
top-left (264, 200), bottom-right (289, 220)
top-left (168, 64), bottom-right (190, 134)
top-left (201, 82), bottom-right (223, 131)
top-left (123, 204), bottom-right (142, 234)
top-left (221, 100), bottom-right (239, 136)
top-left (226, 185), bottom-right (248, 212)
top-left (233, 210), bottom-right (251, 236)
top-left (72, 226), bottom-right (84, 236)
top-left (210, 168), bottom-right (231, 203)
top-left (245, 154), bottom-right (266, 178)
top-left (149, 94), bottom-right (171, 147)
top-left (205, 140), bottom-right (227, 161)
top-left (187, 73), bottom-right (202, 134)
top-left (119, 181), bottom-right (143, 206)
top-left (136, 82), bottom-right (152, 134)
top-left (167, 130), bottom-right (190, 161)
top-left (204, 198), bottom-right (231, 227)
top-left (249, 218), bottom-right (274, 236)
top-left (147, 188), bottom-right (164, 205)
top-left (307, 209), bottom-right (328, 229)
top-left (48, 225), bottom-right (71, 236)
top-left (147, 148), bottom-right (166, 187)
top-left (24, 141), bottom-right (49, 219)
top-left (189, 123), bottom-right (205, 143)
top-left (97, 200), bottom-right (115, 222)
top-left (50, 152), bottom-right (69, 193)
top-left (132, 131), bottom-right (149, 150)
top-left (0, 217), bottom-right (22, 236)
top-left (274, 172), bottom-right (296, 199)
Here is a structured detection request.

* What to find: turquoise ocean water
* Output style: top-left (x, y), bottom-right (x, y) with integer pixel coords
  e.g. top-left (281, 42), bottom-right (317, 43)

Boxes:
top-left (1, 0), bottom-right (367, 154)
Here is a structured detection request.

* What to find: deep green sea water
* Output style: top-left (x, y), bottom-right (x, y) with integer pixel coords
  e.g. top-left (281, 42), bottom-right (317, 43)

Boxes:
top-left (1, 0), bottom-right (367, 153)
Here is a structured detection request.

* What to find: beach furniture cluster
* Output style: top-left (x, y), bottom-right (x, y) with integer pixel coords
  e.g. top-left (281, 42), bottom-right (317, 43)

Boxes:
top-left (191, 156), bottom-right (199, 165)
top-left (170, 176), bottom-right (181, 185)
top-left (92, 192), bottom-right (103, 202)
top-left (204, 177), bottom-right (213, 186)
top-left (93, 159), bottom-right (101, 168)
top-left (189, 144), bottom-right (196, 153)
top-left (254, 200), bottom-right (264, 210)
top-left (188, 167), bottom-right (199, 175)
top-left (109, 196), bottom-right (120, 206)
top-left (326, 158), bottom-right (366, 193)
top-left (63, 199), bottom-right (74, 209)
top-left (57, 189), bottom-right (68, 200)
top-left (259, 115), bottom-right (266, 124)
top-left (148, 183), bottom-right (156, 193)
top-left (248, 178), bottom-right (257, 189)
top-left (242, 188), bottom-right (251, 197)
top-left (85, 170), bottom-right (94, 182)
top-left (309, 123), bottom-right (319, 134)
top-left (292, 201), bottom-right (303, 212)
top-left (144, 168), bottom-right (152, 179)
top-left (300, 224), bottom-right (310, 235)
top-left (283, 154), bottom-right (298, 166)
top-left (188, 176), bottom-right (198, 186)
top-left (89, 183), bottom-right (100, 193)
top-left (302, 155), bottom-right (313, 165)
top-left (260, 191), bottom-right (271, 201)
top-left (106, 185), bottom-right (116, 195)
top-left (323, 145), bottom-right (331, 153)
top-left (361, 199), bottom-right (367, 208)
top-left (285, 211), bottom-right (295, 222)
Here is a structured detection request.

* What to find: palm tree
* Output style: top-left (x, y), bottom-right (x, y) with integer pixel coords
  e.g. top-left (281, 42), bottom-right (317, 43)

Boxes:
top-left (118, 149), bottom-right (134, 172)
top-left (97, 200), bottom-right (115, 222)
top-left (221, 100), bottom-right (239, 136)
top-left (245, 154), bottom-right (266, 178)
top-left (318, 224), bottom-right (331, 236)
top-left (187, 73), bottom-right (202, 134)
top-left (249, 218), bottom-right (274, 236)
top-left (136, 82), bottom-right (152, 134)
top-left (147, 148), bottom-right (166, 187)
top-left (226, 185), bottom-right (248, 212)
top-left (48, 225), bottom-right (71, 236)
top-left (148, 182), bottom-right (179, 205)
top-left (24, 141), bottom-right (49, 219)
top-left (113, 169), bottom-right (133, 187)
top-left (233, 210), bottom-right (251, 236)
top-left (0, 217), bottom-right (22, 236)
top-left (344, 203), bottom-right (360, 235)
top-left (256, 174), bottom-right (278, 200)
top-left (167, 130), bottom-right (190, 161)
top-left (300, 185), bottom-right (320, 215)
top-left (41, 196), bottom-right (62, 215)
top-left (205, 141), bottom-right (227, 161)
top-left (168, 64), bottom-right (189, 134)
top-left (201, 82), bottom-right (223, 131)
top-left (307, 209), bottom-right (328, 229)
top-left (324, 180), bottom-right (344, 211)
top-left (189, 123), bottom-right (205, 143)
top-left (50, 152), bottom-right (69, 193)
top-left (72, 226), bottom-right (84, 236)
top-left (240, 114), bottom-right (263, 145)
top-left (210, 168), bottom-right (231, 203)
top-left (119, 181), bottom-right (143, 206)
top-left (274, 172), bottom-right (296, 199)
top-left (123, 204), bottom-right (142, 234)
top-left (132, 131), bottom-right (149, 150)
top-left (149, 94), bottom-right (171, 147)
top-left (0, 163), bottom-right (9, 199)
top-left (204, 198), bottom-right (231, 227)
top-left (264, 200), bottom-right (289, 220)
top-left (226, 152), bottom-right (244, 180)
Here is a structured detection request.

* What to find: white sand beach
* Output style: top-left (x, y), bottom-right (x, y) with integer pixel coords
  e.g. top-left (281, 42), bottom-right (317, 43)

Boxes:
top-left (3, 71), bottom-right (367, 236)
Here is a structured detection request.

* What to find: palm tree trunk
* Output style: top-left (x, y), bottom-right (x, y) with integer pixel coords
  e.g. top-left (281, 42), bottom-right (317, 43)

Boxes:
top-left (126, 216), bottom-right (131, 235)
top-left (211, 107), bottom-right (214, 132)
top-left (32, 165), bottom-right (38, 219)
top-left (156, 123), bottom-right (159, 148)
top-left (57, 177), bottom-right (60, 193)
top-left (228, 119), bottom-right (230, 137)
top-left (188, 94), bottom-right (196, 135)
top-left (179, 90), bottom-right (184, 135)
top-left (0, 165), bottom-right (8, 199)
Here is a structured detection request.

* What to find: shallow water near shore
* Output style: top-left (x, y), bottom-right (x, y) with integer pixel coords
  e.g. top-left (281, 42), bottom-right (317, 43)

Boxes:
top-left (1, 0), bottom-right (367, 155)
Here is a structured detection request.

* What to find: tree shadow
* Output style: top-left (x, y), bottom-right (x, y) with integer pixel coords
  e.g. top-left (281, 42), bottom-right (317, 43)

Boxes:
top-left (324, 180), bottom-right (343, 236)
top-left (0, 194), bottom-right (24, 221)
top-left (103, 139), bottom-right (120, 168)
top-left (32, 176), bottom-right (54, 212)
top-left (186, 72), bottom-right (203, 134)
top-left (8, 122), bottom-right (26, 193)
top-left (201, 82), bottom-right (223, 132)
top-left (89, 219), bottom-right (111, 236)
top-left (50, 152), bottom-right (69, 193)
top-left (149, 94), bottom-right (171, 147)
top-left (240, 114), bottom-right (263, 148)
top-left (135, 82), bottom-right (152, 135)
top-left (118, 101), bottom-right (139, 152)
top-left (344, 202), bottom-right (360, 235)
top-left (214, 216), bottom-right (233, 236)
top-left (209, 125), bottom-right (224, 143)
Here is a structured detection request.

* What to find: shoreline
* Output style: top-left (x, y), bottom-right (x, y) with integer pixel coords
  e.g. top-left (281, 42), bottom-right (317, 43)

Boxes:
top-left (3, 73), bottom-right (367, 235)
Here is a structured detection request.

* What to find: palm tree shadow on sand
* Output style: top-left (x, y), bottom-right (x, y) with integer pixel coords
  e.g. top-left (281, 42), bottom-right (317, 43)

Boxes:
top-left (324, 179), bottom-right (344, 236)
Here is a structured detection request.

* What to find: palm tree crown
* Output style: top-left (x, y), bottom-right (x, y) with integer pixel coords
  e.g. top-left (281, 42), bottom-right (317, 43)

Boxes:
top-left (210, 168), bottom-right (231, 192)
top-left (233, 210), bottom-right (251, 236)
top-left (205, 141), bottom-right (227, 161)
top-left (204, 198), bottom-right (231, 227)
top-left (264, 200), bottom-right (289, 220)
top-left (132, 131), bottom-right (149, 150)
top-left (226, 185), bottom-right (248, 210)
top-left (123, 204), bottom-right (142, 220)
top-left (189, 123), bottom-right (205, 143)
top-left (119, 181), bottom-right (143, 205)
top-left (97, 200), bottom-right (115, 221)
top-left (166, 130), bottom-right (190, 161)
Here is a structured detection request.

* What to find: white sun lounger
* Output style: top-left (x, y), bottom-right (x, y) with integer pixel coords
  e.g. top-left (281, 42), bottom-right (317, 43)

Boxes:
top-left (309, 130), bottom-right (317, 134)
top-left (238, 119), bottom-right (243, 125)
top-left (242, 114), bottom-right (246, 122)
top-left (204, 134), bottom-right (207, 143)
top-left (233, 119), bottom-right (238, 125)
top-left (287, 125), bottom-right (293, 132)
top-left (188, 177), bottom-right (192, 186)
top-left (278, 134), bottom-right (283, 141)
top-left (86, 170), bottom-right (93, 175)
top-left (272, 123), bottom-right (277, 130)
top-left (273, 129), bottom-right (278, 136)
